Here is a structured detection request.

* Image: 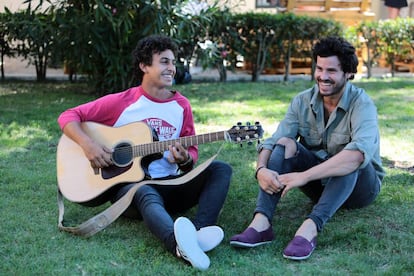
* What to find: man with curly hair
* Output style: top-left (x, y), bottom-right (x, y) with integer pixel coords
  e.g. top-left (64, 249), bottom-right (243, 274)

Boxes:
top-left (58, 34), bottom-right (232, 270)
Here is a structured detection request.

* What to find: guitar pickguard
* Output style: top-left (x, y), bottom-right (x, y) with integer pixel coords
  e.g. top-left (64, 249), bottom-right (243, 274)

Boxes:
top-left (101, 152), bottom-right (162, 180)
top-left (101, 163), bottom-right (134, 179)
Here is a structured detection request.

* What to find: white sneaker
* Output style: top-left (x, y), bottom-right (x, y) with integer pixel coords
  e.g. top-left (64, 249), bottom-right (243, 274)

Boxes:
top-left (174, 217), bottom-right (210, 271)
top-left (197, 226), bottom-right (224, 252)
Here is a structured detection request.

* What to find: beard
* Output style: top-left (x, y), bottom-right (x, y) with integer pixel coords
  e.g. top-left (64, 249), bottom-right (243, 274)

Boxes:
top-left (316, 77), bottom-right (347, 97)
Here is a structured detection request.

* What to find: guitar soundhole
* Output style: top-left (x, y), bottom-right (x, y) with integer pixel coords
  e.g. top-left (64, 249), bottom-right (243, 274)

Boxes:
top-left (112, 142), bottom-right (133, 167)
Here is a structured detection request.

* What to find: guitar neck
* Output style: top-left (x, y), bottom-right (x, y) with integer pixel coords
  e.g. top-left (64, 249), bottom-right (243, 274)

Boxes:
top-left (133, 131), bottom-right (228, 156)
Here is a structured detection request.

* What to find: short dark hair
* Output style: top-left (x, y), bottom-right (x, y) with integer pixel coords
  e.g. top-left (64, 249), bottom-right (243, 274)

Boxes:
top-left (132, 34), bottom-right (178, 83)
top-left (312, 36), bottom-right (358, 80)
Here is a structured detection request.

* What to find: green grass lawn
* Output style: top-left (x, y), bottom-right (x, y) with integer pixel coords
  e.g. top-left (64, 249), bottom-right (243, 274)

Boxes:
top-left (1, 79), bottom-right (413, 275)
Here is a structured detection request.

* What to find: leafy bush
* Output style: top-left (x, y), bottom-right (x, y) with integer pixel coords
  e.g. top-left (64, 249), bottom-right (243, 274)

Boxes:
top-left (377, 18), bottom-right (414, 77)
top-left (0, 12), bottom-right (15, 81)
top-left (3, 0), bottom-right (225, 94)
top-left (228, 12), bottom-right (281, 82)
top-left (228, 13), bottom-right (342, 81)
top-left (350, 21), bottom-right (382, 79)
top-left (1, 2), bottom-right (413, 89)
top-left (5, 8), bottom-right (57, 81)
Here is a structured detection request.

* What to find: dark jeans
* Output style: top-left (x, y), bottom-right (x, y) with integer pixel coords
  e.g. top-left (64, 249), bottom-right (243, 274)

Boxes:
top-left (255, 142), bottom-right (381, 232)
top-left (111, 160), bottom-right (232, 254)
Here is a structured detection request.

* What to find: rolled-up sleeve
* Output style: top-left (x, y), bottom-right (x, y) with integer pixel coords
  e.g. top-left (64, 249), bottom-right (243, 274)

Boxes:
top-left (343, 98), bottom-right (379, 169)
top-left (257, 94), bottom-right (302, 153)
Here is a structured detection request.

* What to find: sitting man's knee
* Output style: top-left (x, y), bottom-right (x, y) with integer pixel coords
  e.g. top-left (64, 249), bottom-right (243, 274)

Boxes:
top-left (276, 137), bottom-right (297, 158)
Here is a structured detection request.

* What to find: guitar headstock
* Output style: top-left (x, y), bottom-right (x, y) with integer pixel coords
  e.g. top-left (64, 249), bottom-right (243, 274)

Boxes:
top-left (226, 122), bottom-right (264, 144)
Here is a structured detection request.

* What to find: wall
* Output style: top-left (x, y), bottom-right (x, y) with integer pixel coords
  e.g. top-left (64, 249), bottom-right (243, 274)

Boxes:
top-left (2, 0), bottom-right (412, 20)
top-left (220, 0), bottom-right (413, 20)
top-left (1, 0), bottom-right (41, 12)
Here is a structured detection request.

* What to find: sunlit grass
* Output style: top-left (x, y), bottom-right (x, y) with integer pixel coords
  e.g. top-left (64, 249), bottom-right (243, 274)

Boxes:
top-left (0, 79), bottom-right (413, 275)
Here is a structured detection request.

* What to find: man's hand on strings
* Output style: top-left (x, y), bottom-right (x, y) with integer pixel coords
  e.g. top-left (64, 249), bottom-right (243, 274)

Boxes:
top-left (168, 142), bottom-right (189, 164)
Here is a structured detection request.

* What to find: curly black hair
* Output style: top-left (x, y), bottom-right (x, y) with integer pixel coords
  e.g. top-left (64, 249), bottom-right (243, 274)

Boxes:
top-left (132, 34), bottom-right (178, 83)
top-left (312, 36), bottom-right (358, 80)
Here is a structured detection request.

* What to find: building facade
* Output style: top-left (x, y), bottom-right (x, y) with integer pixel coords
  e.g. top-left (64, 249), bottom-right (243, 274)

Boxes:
top-left (2, 0), bottom-right (413, 25)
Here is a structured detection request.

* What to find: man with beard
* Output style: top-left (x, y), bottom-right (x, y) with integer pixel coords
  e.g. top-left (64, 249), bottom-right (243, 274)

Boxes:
top-left (230, 36), bottom-right (384, 260)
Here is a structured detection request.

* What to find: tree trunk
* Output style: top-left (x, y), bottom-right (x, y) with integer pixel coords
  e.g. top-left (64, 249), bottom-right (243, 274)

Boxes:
top-left (1, 52), bottom-right (4, 81)
top-left (365, 46), bottom-right (372, 79)
top-left (217, 62), bottom-right (227, 82)
top-left (35, 55), bottom-right (47, 81)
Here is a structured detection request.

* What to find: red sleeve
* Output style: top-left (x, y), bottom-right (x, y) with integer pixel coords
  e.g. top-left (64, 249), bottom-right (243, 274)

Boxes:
top-left (176, 92), bottom-right (199, 164)
top-left (57, 87), bottom-right (139, 130)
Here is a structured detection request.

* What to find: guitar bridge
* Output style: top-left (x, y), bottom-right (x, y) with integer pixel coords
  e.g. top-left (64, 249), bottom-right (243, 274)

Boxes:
top-left (93, 168), bottom-right (99, 175)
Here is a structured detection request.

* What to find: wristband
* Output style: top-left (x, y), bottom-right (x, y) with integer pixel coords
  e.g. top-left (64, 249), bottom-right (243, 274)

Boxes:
top-left (255, 166), bottom-right (266, 179)
top-left (178, 154), bottom-right (193, 168)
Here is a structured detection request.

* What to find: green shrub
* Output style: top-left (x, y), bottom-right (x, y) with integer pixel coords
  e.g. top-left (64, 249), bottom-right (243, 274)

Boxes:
top-left (228, 13), bottom-right (342, 81)
top-left (1, 2), bottom-right (414, 89)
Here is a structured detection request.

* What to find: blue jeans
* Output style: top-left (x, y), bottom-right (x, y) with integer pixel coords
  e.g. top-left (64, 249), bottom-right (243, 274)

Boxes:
top-left (255, 142), bottom-right (381, 232)
top-left (112, 160), bottom-right (232, 254)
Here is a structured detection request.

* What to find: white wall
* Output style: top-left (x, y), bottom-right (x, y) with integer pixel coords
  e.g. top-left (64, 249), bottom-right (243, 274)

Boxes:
top-left (1, 0), bottom-right (37, 12)
top-left (224, 0), bottom-right (413, 20)
top-left (402, 0), bottom-right (414, 17)
top-left (2, 0), bottom-right (412, 20)
top-left (373, 0), bottom-right (414, 19)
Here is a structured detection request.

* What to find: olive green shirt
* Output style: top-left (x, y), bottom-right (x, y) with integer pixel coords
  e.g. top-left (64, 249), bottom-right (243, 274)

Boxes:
top-left (258, 82), bottom-right (385, 181)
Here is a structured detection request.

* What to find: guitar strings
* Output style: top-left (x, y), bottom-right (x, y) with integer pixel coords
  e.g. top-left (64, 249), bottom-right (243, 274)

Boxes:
top-left (111, 128), bottom-right (258, 158)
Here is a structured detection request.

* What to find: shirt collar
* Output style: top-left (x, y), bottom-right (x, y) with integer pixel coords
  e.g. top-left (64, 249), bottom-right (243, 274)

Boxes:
top-left (310, 82), bottom-right (352, 113)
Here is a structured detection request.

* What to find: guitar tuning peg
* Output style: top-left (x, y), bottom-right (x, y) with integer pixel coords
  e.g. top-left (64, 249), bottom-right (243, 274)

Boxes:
top-left (247, 141), bottom-right (252, 146)
top-left (246, 122), bottom-right (251, 126)
top-left (237, 122), bottom-right (242, 126)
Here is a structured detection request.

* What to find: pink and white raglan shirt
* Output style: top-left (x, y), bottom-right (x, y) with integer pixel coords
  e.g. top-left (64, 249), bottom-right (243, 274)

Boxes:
top-left (58, 86), bottom-right (198, 178)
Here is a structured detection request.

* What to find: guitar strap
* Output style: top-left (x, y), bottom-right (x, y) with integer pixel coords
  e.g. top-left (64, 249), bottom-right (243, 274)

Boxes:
top-left (57, 154), bottom-right (217, 237)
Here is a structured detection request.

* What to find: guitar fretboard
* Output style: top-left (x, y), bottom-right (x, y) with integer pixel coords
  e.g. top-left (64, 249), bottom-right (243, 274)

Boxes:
top-left (133, 131), bottom-right (228, 156)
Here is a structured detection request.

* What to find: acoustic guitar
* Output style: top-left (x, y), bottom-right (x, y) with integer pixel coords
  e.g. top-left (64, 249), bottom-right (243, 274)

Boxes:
top-left (57, 121), bottom-right (263, 204)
